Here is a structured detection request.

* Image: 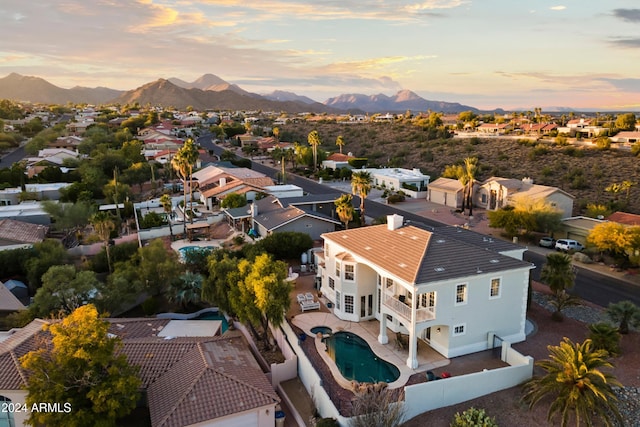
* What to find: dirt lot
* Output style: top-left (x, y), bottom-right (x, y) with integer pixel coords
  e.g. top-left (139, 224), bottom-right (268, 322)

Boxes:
top-left (401, 282), bottom-right (640, 427)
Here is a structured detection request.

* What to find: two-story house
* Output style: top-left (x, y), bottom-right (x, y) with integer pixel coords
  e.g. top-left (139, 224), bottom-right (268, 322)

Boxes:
top-left (316, 215), bottom-right (533, 368)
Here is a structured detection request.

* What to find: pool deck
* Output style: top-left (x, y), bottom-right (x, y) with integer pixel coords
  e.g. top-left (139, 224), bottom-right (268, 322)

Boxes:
top-left (292, 312), bottom-right (449, 390)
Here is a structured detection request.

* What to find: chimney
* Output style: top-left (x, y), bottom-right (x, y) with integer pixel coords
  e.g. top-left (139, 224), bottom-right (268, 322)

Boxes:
top-left (219, 177), bottom-right (226, 187)
top-left (522, 177), bottom-right (534, 185)
top-left (251, 202), bottom-right (258, 218)
top-left (387, 214), bottom-right (404, 231)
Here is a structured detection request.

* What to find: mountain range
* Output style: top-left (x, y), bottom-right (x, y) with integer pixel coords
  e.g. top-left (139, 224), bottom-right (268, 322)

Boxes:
top-left (0, 73), bottom-right (478, 113)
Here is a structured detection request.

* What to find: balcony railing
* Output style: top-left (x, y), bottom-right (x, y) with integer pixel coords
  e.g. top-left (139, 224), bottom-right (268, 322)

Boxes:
top-left (383, 295), bottom-right (435, 323)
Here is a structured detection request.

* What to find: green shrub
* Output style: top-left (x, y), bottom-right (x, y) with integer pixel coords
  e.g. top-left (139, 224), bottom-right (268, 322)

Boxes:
top-left (387, 193), bottom-right (406, 204)
top-left (588, 322), bottom-right (621, 356)
top-left (451, 407), bottom-right (498, 427)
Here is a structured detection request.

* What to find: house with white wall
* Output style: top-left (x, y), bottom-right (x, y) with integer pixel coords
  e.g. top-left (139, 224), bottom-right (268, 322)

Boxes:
top-left (475, 177), bottom-right (574, 218)
top-left (366, 168), bottom-right (430, 198)
top-left (426, 177), bottom-right (464, 209)
top-left (316, 215), bottom-right (533, 368)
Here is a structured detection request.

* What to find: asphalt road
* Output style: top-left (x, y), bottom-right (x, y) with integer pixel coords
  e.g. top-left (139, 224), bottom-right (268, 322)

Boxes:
top-left (525, 251), bottom-right (640, 307)
top-left (201, 134), bottom-right (640, 309)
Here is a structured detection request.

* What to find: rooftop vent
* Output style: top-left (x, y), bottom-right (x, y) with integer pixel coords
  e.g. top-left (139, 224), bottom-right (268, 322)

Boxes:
top-left (435, 239), bottom-right (446, 243)
top-left (434, 267), bottom-right (445, 272)
top-left (490, 259), bottom-right (500, 263)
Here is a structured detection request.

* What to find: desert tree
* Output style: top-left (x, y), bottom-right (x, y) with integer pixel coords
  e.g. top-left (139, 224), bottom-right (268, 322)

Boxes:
top-left (159, 193), bottom-right (174, 239)
top-left (90, 211), bottom-right (116, 273)
top-left (20, 305), bottom-right (141, 427)
top-left (349, 382), bottom-right (405, 427)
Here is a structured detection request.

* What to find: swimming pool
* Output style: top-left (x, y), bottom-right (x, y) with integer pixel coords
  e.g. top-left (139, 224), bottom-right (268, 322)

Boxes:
top-left (311, 326), bottom-right (332, 336)
top-left (177, 246), bottom-right (216, 261)
top-left (324, 331), bottom-right (400, 383)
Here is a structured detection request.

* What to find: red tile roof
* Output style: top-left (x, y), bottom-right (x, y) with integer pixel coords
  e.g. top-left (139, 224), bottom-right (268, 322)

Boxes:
top-left (606, 212), bottom-right (640, 226)
top-left (0, 219), bottom-right (48, 245)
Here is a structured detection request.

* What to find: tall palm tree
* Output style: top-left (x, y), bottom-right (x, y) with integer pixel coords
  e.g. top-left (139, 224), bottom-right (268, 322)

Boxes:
top-left (307, 130), bottom-right (321, 171)
top-left (159, 194), bottom-right (174, 240)
top-left (351, 171), bottom-right (372, 226)
top-left (171, 153), bottom-right (190, 236)
top-left (522, 338), bottom-right (622, 427)
top-left (336, 135), bottom-right (345, 154)
top-left (463, 157), bottom-right (478, 216)
top-left (172, 138), bottom-right (199, 233)
top-left (90, 211), bottom-right (116, 273)
top-left (605, 300), bottom-right (640, 334)
top-left (334, 194), bottom-right (355, 229)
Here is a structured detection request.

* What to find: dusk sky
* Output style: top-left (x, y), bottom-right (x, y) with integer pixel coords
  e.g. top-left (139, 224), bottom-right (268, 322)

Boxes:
top-left (1, 1), bottom-right (639, 111)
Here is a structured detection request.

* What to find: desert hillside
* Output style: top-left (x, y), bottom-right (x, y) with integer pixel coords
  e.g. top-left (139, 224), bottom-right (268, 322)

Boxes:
top-left (279, 121), bottom-right (640, 215)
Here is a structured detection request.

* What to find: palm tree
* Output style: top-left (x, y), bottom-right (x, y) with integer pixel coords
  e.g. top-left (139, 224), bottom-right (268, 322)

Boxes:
top-left (167, 272), bottom-right (203, 308)
top-left (90, 211), bottom-right (116, 273)
top-left (334, 194), bottom-right (355, 229)
top-left (171, 153), bottom-right (190, 236)
top-left (605, 300), bottom-right (640, 334)
top-left (272, 126), bottom-right (280, 143)
top-left (540, 252), bottom-right (577, 321)
top-left (521, 338), bottom-right (622, 427)
top-left (172, 138), bottom-right (199, 233)
top-left (160, 194), bottom-right (174, 240)
top-left (307, 130), bottom-right (321, 171)
top-left (463, 157), bottom-right (478, 216)
top-left (336, 135), bottom-right (345, 154)
top-left (351, 171), bottom-right (372, 226)
top-left (588, 322), bottom-right (621, 356)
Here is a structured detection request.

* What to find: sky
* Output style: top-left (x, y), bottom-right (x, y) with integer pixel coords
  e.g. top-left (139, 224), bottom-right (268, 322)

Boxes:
top-left (1, 0), bottom-right (640, 111)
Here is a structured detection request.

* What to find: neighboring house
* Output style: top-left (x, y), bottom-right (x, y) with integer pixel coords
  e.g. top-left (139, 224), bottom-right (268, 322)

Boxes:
top-left (317, 215), bottom-right (532, 367)
top-left (611, 131), bottom-right (640, 144)
top-left (2, 280), bottom-right (29, 306)
top-left (559, 216), bottom-right (606, 245)
top-left (248, 196), bottom-right (340, 240)
top-left (0, 183), bottom-right (71, 206)
top-left (366, 168), bottom-right (430, 198)
top-left (0, 202), bottom-right (51, 225)
top-left (426, 178), bottom-right (464, 209)
top-left (606, 211), bottom-right (640, 227)
top-left (48, 136), bottom-right (83, 150)
top-left (477, 123), bottom-right (511, 134)
top-left (263, 184), bottom-right (304, 199)
top-left (0, 281), bottom-right (26, 313)
top-left (322, 153), bottom-right (354, 171)
top-left (475, 177), bottom-right (574, 218)
top-left (192, 166), bottom-right (274, 210)
top-left (0, 219), bottom-right (48, 251)
top-left (0, 318), bottom-right (280, 427)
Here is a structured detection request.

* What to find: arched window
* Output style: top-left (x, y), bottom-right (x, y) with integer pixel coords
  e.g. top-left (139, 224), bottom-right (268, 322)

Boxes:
top-left (0, 395), bottom-right (15, 427)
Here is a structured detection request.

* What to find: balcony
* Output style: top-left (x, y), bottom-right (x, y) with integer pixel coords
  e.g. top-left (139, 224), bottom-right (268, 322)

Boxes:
top-left (383, 295), bottom-right (436, 323)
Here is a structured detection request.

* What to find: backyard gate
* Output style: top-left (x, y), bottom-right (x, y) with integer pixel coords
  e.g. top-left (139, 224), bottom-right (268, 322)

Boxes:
top-left (492, 334), bottom-right (504, 358)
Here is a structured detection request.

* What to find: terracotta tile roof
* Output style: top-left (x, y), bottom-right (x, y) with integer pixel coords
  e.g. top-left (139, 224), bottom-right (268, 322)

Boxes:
top-left (0, 219), bottom-right (48, 245)
top-left (147, 337), bottom-right (279, 427)
top-left (107, 318), bottom-right (171, 339)
top-left (607, 212), bottom-right (640, 226)
top-left (0, 319), bottom-right (50, 389)
top-left (326, 153), bottom-right (353, 161)
top-left (322, 224), bottom-right (531, 284)
top-left (0, 283), bottom-right (26, 312)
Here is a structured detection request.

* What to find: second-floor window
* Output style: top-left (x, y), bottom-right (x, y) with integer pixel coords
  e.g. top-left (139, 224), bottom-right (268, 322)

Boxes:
top-left (455, 284), bottom-right (467, 305)
top-left (335, 261), bottom-right (341, 278)
top-left (490, 278), bottom-right (501, 298)
top-left (329, 277), bottom-right (335, 290)
top-left (344, 264), bottom-right (355, 281)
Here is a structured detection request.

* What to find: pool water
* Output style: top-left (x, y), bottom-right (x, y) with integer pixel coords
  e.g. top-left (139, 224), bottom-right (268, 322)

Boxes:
top-left (324, 331), bottom-right (400, 383)
top-left (193, 311), bottom-right (229, 334)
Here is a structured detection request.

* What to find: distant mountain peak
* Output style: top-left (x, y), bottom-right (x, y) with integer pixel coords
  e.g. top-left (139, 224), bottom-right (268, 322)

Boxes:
top-left (324, 90), bottom-right (477, 113)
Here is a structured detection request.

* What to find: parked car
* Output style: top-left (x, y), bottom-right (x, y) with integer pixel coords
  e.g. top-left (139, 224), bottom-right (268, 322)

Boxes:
top-left (555, 239), bottom-right (584, 252)
top-left (539, 236), bottom-right (555, 248)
